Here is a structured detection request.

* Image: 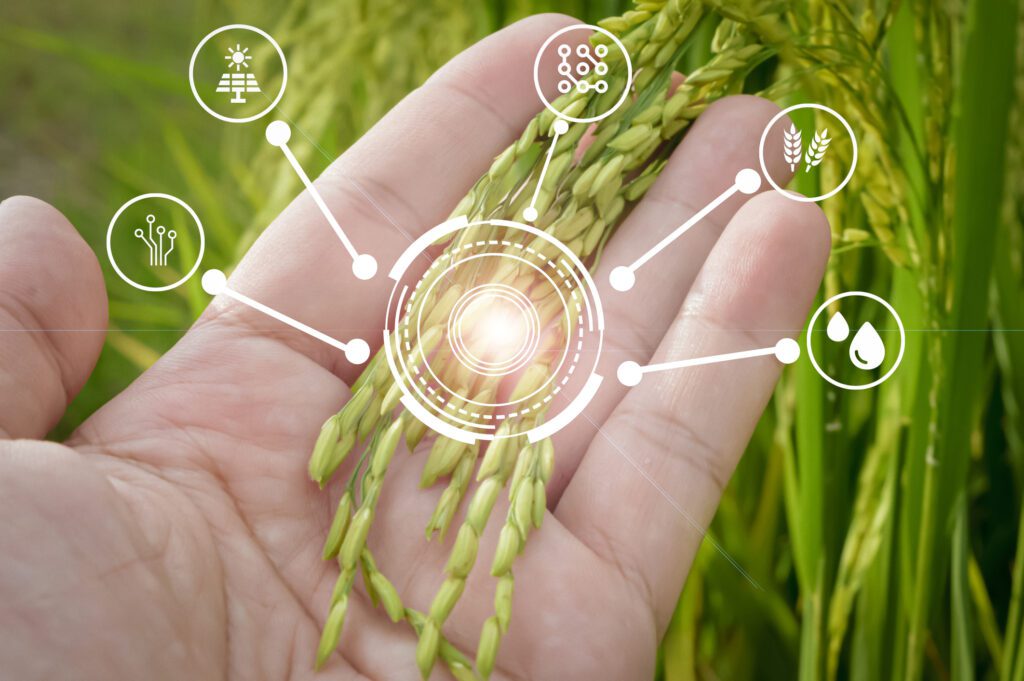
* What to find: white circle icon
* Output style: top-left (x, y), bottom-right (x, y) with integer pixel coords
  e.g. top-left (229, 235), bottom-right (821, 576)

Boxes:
top-left (533, 24), bottom-right (633, 124)
top-left (106, 193), bottom-right (205, 292)
top-left (189, 24), bottom-right (287, 124)
top-left (805, 291), bottom-right (904, 390)
top-left (758, 103), bottom-right (857, 203)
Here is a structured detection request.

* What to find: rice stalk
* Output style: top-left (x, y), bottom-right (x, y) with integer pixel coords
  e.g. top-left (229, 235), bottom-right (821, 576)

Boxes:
top-left (308, 0), bottom-right (775, 675)
top-left (903, 0), bottom-right (1017, 677)
top-left (995, 9), bottom-right (1024, 681)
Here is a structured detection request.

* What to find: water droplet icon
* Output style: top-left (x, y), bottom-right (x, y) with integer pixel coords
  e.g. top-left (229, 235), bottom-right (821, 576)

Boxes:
top-left (826, 311), bottom-right (850, 342)
top-left (849, 322), bottom-right (885, 370)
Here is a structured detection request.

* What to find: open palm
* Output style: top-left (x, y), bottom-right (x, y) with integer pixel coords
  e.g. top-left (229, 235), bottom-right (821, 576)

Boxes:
top-left (0, 15), bottom-right (829, 681)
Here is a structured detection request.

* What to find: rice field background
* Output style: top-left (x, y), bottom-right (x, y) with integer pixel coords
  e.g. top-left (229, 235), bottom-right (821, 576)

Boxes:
top-left (2, 0), bottom-right (1023, 679)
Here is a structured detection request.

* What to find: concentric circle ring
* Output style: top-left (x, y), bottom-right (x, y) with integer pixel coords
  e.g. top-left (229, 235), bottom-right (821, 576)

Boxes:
top-left (447, 284), bottom-right (541, 377)
top-left (383, 217), bottom-right (606, 443)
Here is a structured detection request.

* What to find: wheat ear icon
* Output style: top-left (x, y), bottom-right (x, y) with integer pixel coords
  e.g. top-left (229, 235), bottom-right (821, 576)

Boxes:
top-left (783, 124), bottom-right (802, 173)
top-left (804, 128), bottom-right (831, 172)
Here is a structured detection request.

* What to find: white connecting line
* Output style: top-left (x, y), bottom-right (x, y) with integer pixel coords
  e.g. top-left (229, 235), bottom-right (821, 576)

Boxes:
top-left (523, 119), bottom-right (570, 223)
top-left (200, 269), bottom-right (370, 365)
top-left (617, 338), bottom-right (800, 386)
top-left (264, 121), bottom-right (378, 281)
top-left (608, 168), bottom-right (762, 292)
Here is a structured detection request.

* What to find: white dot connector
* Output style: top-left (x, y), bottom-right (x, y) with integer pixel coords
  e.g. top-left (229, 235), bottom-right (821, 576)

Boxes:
top-left (617, 360), bottom-right (643, 387)
top-left (735, 168), bottom-right (762, 195)
top-left (201, 268), bottom-right (370, 365)
top-left (344, 338), bottom-right (370, 365)
top-left (608, 170), bottom-right (762, 294)
top-left (201, 268), bottom-right (228, 295)
top-left (267, 119), bottom-right (377, 281)
top-left (352, 253), bottom-right (378, 280)
top-left (618, 338), bottom-right (801, 387)
top-left (265, 120), bottom-right (291, 147)
top-left (608, 266), bottom-right (636, 292)
top-left (523, 118), bottom-right (572, 224)
top-left (774, 338), bottom-right (801, 364)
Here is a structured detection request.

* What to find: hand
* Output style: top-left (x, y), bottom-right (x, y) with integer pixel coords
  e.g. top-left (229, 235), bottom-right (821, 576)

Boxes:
top-left (0, 15), bottom-right (828, 681)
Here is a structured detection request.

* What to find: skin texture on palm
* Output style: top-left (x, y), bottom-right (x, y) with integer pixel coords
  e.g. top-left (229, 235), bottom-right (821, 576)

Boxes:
top-left (0, 14), bottom-right (830, 681)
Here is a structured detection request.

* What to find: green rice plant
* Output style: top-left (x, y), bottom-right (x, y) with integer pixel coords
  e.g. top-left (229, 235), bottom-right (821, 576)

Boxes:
top-left (659, 1), bottom-right (1022, 680)
top-left (306, 3), bottom-right (778, 676)
top-left (995, 9), bottom-right (1024, 680)
top-left (4, 0), bottom-right (1024, 679)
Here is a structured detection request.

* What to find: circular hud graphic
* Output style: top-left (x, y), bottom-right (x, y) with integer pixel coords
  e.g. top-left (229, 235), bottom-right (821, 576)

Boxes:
top-left (383, 218), bottom-right (605, 444)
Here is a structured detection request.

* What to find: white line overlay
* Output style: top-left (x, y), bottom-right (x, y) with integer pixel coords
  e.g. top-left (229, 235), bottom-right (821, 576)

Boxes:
top-left (201, 269), bottom-right (370, 365)
top-left (617, 338), bottom-right (800, 386)
top-left (523, 119), bottom-right (570, 223)
top-left (608, 168), bottom-right (761, 292)
top-left (264, 121), bottom-right (377, 280)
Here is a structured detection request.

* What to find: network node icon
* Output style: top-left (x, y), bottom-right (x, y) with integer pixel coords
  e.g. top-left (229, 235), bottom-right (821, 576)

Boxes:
top-left (556, 43), bottom-right (609, 94)
top-left (134, 214), bottom-right (177, 267)
top-left (106, 193), bottom-right (205, 292)
top-left (534, 24), bottom-right (633, 125)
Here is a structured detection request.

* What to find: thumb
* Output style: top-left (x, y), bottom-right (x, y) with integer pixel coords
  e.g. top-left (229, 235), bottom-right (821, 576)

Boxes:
top-left (0, 196), bottom-right (107, 439)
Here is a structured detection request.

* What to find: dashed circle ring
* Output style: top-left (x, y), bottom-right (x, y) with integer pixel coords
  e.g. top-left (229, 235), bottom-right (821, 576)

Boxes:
top-left (383, 217), bottom-right (605, 444)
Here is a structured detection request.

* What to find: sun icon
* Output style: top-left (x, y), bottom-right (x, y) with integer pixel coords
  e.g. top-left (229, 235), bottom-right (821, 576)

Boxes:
top-left (225, 44), bottom-right (253, 72)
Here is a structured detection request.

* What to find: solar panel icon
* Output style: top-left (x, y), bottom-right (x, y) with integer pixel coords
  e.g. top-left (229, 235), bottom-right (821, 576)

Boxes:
top-left (216, 44), bottom-right (260, 104)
